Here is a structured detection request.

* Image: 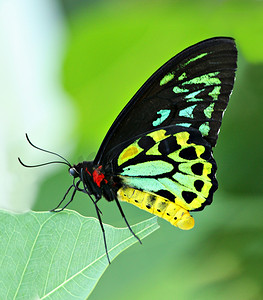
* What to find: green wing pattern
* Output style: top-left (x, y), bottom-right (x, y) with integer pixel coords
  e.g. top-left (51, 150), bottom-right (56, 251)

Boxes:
top-left (156, 46), bottom-right (236, 147)
top-left (95, 38), bottom-right (237, 165)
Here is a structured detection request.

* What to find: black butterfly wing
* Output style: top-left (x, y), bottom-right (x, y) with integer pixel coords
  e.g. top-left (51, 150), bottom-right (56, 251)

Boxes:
top-left (94, 37), bottom-right (237, 165)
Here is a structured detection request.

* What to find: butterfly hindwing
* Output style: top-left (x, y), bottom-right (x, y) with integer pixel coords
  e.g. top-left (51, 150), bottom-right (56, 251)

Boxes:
top-left (95, 37), bottom-right (237, 165)
top-left (106, 125), bottom-right (217, 229)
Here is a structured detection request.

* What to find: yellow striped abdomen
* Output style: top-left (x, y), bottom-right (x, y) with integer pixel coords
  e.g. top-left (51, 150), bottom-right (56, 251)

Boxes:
top-left (117, 186), bottom-right (194, 230)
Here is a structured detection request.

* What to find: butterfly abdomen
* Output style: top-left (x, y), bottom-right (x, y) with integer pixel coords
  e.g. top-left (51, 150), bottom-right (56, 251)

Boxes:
top-left (117, 186), bottom-right (194, 230)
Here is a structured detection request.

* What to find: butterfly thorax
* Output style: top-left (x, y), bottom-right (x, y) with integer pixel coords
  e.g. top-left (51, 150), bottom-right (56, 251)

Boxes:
top-left (72, 161), bottom-right (117, 202)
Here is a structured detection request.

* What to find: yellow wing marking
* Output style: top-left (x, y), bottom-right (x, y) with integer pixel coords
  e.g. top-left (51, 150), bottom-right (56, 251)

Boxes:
top-left (175, 131), bottom-right (190, 146)
top-left (195, 145), bottom-right (205, 157)
top-left (145, 143), bottom-right (162, 156)
top-left (118, 144), bottom-right (143, 166)
top-left (118, 186), bottom-right (194, 230)
top-left (147, 129), bottom-right (170, 143)
top-left (118, 128), bottom-right (170, 166)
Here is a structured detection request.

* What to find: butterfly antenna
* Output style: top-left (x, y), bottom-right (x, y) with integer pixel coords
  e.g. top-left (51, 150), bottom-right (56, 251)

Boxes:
top-left (25, 133), bottom-right (71, 165)
top-left (18, 134), bottom-right (72, 168)
top-left (18, 157), bottom-right (70, 168)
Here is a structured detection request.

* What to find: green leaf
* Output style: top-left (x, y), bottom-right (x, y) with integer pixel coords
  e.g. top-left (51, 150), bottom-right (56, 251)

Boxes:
top-left (0, 210), bottom-right (159, 299)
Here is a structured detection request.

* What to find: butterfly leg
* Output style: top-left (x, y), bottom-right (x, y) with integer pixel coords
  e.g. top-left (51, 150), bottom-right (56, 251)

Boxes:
top-left (50, 184), bottom-right (74, 212)
top-left (80, 169), bottom-right (111, 263)
top-left (50, 181), bottom-right (80, 212)
top-left (80, 188), bottom-right (103, 215)
top-left (80, 169), bottom-right (103, 215)
top-left (114, 197), bottom-right (142, 244)
top-left (93, 203), bottom-right (111, 264)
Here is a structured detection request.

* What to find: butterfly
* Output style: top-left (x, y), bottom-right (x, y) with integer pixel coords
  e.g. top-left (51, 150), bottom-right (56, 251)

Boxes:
top-left (19, 37), bottom-right (237, 263)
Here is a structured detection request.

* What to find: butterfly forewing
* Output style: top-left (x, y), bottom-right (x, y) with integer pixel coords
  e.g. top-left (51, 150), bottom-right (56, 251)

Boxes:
top-left (95, 37), bottom-right (237, 165)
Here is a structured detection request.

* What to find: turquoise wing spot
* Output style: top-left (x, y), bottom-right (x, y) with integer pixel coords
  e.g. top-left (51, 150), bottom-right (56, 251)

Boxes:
top-left (152, 109), bottom-right (171, 126)
top-left (160, 72), bottom-right (175, 86)
top-left (183, 52), bottom-right (208, 66)
top-left (120, 176), bottom-right (164, 193)
top-left (199, 122), bottom-right (210, 136)
top-left (173, 87), bottom-right (189, 94)
top-left (158, 177), bottom-right (182, 195)
top-left (172, 172), bottom-right (211, 199)
top-left (178, 104), bottom-right (197, 119)
top-left (209, 86), bottom-right (221, 100)
top-left (172, 173), bottom-right (200, 192)
top-left (204, 103), bottom-right (215, 118)
top-left (182, 72), bottom-right (220, 86)
top-left (176, 123), bottom-right (191, 128)
top-left (185, 89), bottom-right (205, 102)
top-left (121, 160), bottom-right (174, 176)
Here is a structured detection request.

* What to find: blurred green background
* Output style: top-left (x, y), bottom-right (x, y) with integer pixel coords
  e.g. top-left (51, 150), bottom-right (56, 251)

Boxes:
top-left (3, 0), bottom-right (263, 299)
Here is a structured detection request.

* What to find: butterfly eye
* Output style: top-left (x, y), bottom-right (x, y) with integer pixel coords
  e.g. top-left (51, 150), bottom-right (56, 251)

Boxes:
top-left (69, 167), bottom-right (79, 178)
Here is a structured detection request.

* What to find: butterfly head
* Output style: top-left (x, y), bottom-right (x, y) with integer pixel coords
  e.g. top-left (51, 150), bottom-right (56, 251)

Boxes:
top-left (68, 165), bottom-right (79, 178)
top-left (68, 161), bottom-right (93, 180)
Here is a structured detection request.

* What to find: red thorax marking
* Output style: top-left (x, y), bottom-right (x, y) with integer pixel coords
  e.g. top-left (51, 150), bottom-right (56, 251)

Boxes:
top-left (92, 166), bottom-right (108, 187)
